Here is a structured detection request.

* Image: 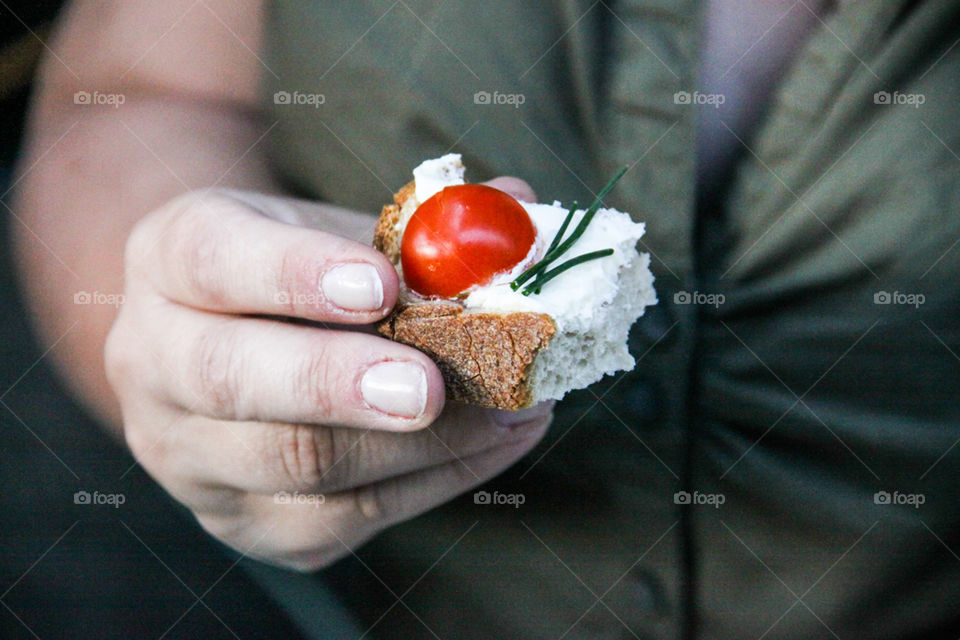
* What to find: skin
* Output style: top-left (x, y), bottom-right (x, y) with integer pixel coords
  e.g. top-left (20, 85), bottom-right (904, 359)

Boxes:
top-left (12, 0), bottom-right (551, 571)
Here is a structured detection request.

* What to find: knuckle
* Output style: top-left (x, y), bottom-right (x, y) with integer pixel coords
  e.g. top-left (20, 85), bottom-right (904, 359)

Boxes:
top-left (271, 425), bottom-right (375, 495)
top-left (276, 244), bottom-right (305, 311)
top-left (191, 323), bottom-right (243, 417)
top-left (123, 219), bottom-right (152, 277)
top-left (322, 430), bottom-right (365, 490)
top-left (121, 417), bottom-right (148, 460)
top-left (103, 320), bottom-right (136, 395)
top-left (122, 416), bottom-right (168, 478)
top-left (126, 193), bottom-right (196, 279)
top-left (160, 191), bottom-right (245, 304)
top-left (173, 208), bottom-right (226, 304)
top-left (124, 205), bottom-right (171, 279)
top-left (352, 481), bottom-right (398, 524)
top-left (291, 348), bottom-right (337, 419)
top-left (272, 423), bottom-right (332, 491)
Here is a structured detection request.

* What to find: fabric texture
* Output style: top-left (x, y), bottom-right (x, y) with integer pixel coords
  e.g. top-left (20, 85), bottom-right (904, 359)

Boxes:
top-left (260, 1), bottom-right (960, 637)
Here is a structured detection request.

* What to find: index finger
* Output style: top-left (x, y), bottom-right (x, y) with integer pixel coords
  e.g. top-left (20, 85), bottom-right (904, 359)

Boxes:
top-left (128, 190), bottom-right (398, 323)
top-left (482, 176), bottom-right (537, 203)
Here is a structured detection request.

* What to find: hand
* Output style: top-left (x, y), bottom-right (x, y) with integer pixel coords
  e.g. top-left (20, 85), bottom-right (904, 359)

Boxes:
top-left (105, 181), bottom-right (552, 571)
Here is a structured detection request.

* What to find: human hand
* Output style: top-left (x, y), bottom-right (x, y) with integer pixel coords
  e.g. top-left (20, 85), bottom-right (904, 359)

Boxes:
top-left (105, 182), bottom-right (552, 571)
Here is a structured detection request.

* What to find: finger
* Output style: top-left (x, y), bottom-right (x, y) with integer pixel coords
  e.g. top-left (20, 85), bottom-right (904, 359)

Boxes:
top-left (204, 430), bottom-right (547, 571)
top-left (161, 402), bottom-right (554, 497)
top-left (129, 189), bottom-right (397, 322)
top-left (155, 303), bottom-right (444, 429)
top-left (483, 176), bottom-right (537, 203)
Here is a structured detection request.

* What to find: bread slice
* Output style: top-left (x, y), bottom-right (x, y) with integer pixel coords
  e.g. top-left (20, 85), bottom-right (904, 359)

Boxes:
top-left (378, 301), bottom-right (556, 409)
top-left (374, 180), bottom-right (557, 410)
top-left (374, 163), bottom-right (655, 410)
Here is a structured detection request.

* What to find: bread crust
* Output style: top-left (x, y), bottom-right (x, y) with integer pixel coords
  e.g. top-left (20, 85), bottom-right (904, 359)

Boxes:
top-left (378, 302), bottom-right (555, 409)
top-left (373, 180), bottom-right (415, 263)
top-left (374, 180), bottom-right (556, 410)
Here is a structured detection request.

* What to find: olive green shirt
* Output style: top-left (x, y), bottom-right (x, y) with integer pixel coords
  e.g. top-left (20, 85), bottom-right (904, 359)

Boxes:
top-left (262, 1), bottom-right (960, 638)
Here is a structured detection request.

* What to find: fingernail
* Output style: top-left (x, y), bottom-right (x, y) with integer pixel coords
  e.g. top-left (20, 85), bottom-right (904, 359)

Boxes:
top-left (491, 401), bottom-right (555, 429)
top-left (361, 361), bottom-right (427, 419)
top-left (320, 263), bottom-right (384, 311)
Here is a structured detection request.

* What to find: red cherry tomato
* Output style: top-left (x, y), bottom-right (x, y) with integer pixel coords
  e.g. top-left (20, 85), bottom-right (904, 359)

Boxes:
top-left (401, 184), bottom-right (536, 298)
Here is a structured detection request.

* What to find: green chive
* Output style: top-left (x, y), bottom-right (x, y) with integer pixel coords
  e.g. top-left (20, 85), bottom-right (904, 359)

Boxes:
top-left (510, 204), bottom-right (575, 291)
top-left (511, 167), bottom-right (627, 294)
top-left (511, 260), bottom-right (546, 291)
top-left (542, 166), bottom-right (627, 266)
top-left (546, 200), bottom-right (577, 256)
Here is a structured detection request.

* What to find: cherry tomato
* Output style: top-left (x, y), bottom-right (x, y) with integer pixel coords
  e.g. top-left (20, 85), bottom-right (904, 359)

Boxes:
top-left (401, 184), bottom-right (536, 298)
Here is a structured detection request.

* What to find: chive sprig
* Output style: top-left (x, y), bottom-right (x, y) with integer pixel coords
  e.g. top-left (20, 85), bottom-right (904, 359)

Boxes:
top-left (511, 166), bottom-right (628, 295)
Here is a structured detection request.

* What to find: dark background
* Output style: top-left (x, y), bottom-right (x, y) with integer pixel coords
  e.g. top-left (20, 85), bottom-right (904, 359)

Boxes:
top-left (0, 1), bottom-right (64, 174)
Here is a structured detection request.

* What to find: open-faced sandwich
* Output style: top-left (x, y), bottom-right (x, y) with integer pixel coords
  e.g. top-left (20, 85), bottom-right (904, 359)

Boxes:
top-left (375, 154), bottom-right (656, 410)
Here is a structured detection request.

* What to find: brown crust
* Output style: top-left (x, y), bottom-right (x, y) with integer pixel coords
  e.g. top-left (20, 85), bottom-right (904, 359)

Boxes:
top-left (378, 302), bottom-right (555, 409)
top-left (373, 181), bottom-right (416, 263)
top-left (373, 178), bottom-right (556, 410)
